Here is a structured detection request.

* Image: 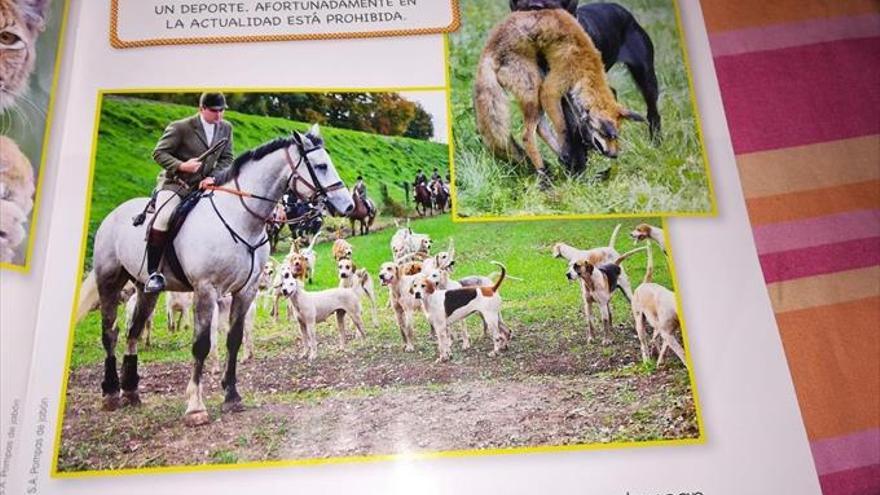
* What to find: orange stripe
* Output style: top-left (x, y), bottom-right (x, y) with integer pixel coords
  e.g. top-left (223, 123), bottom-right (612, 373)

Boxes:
top-left (767, 266), bottom-right (880, 313)
top-left (745, 180), bottom-right (880, 226)
top-left (738, 136), bottom-right (880, 199)
top-left (776, 297), bottom-right (880, 440)
top-left (701, 0), bottom-right (879, 34)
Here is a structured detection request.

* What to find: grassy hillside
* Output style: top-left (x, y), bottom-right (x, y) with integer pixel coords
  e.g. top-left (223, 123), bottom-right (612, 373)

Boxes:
top-left (85, 96), bottom-right (449, 265)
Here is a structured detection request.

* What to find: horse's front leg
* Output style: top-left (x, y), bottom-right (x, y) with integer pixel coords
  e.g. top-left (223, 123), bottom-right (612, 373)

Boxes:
top-left (184, 287), bottom-right (217, 426)
top-left (221, 288), bottom-right (257, 413)
top-left (120, 287), bottom-right (159, 406)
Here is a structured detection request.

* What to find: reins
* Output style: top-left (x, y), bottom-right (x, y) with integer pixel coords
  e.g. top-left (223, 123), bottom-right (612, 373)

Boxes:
top-left (202, 136), bottom-right (340, 293)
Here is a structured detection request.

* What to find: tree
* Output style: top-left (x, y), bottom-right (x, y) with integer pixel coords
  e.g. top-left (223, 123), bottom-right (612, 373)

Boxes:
top-left (405, 104), bottom-right (434, 140)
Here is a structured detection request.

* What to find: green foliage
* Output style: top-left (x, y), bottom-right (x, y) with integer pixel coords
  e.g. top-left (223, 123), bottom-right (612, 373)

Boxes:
top-left (84, 96), bottom-right (448, 267)
top-left (127, 92), bottom-right (435, 140)
top-left (450, 0), bottom-right (713, 217)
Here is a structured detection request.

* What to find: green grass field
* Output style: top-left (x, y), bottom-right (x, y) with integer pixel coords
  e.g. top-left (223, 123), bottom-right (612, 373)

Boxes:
top-left (450, 0), bottom-right (714, 217)
top-left (70, 216), bottom-right (674, 369)
top-left (85, 95), bottom-right (448, 267)
top-left (61, 216), bottom-right (698, 471)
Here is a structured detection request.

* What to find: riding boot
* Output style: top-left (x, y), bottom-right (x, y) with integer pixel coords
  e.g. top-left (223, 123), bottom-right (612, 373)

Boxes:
top-left (144, 228), bottom-right (168, 293)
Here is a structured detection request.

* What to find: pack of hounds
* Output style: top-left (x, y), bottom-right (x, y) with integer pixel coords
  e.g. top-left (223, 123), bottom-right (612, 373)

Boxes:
top-left (101, 219), bottom-right (685, 371)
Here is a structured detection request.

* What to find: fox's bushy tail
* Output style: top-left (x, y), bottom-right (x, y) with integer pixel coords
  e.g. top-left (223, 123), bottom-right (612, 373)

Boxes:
top-left (474, 56), bottom-right (526, 164)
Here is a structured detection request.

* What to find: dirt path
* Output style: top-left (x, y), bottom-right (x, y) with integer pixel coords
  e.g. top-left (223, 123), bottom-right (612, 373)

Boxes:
top-left (58, 324), bottom-right (697, 471)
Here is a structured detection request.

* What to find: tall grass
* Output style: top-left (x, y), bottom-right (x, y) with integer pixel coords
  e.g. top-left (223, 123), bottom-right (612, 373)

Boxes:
top-left (450, 0), bottom-right (713, 217)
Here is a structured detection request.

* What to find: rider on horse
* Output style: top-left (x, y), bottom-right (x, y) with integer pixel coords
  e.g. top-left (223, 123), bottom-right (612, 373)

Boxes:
top-left (413, 169), bottom-right (428, 189)
top-left (429, 167), bottom-right (449, 196)
top-left (353, 175), bottom-right (376, 217)
top-left (146, 92), bottom-right (234, 293)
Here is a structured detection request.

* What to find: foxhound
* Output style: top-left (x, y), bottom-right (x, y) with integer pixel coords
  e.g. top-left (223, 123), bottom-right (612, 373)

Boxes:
top-left (566, 246), bottom-right (645, 344)
top-left (332, 238), bottom-right (353, 261)
top-left (165, 291), bottom-right (193, 333)
top-left (337, 258), bottom-right (379, 327)
top-left (631, 243), bottom-right (686, 368)
top-left (410, 262), bottom-right (510, 361)
top-left (280, 269), bottom-right (366, 361)
top-left (630, 223), bottom-right (667, 255)
top-left (378, 261), bottom-right (425, 352)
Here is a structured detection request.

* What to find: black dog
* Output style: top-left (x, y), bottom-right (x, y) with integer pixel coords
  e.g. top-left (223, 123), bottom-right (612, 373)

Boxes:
top-left (510, 0), bottom-right (661, 173)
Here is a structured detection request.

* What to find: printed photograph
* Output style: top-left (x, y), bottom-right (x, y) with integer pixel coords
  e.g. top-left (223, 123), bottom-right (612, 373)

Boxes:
top-left (449, 0), bottom-right (715, 219)
top-left (56, 90), bottom-right (699, 474)
top-left (0, 0), bottom-right (66, 268)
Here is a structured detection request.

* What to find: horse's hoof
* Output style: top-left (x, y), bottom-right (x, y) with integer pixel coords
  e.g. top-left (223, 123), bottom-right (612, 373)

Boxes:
top-left (462, 343), bottom-right (471, 351)
top-left (488, 351), bottom-right (499, 358)
top-left (102, 394), bottom-right (121, 412)
top-left (183, 410), bottom-right (210, 427)
top-left (121, 391), bottom-right (141, 407)
top-left (222, 400), bottom-right (245, 414)
top-left (404, 344), bottom-right (414, 353)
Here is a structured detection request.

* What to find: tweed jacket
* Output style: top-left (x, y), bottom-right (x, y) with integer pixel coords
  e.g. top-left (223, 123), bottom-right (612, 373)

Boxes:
top-left (152, 114), bottom-right (234, 195)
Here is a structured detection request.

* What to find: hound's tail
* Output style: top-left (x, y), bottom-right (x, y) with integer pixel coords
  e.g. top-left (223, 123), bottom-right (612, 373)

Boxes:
top-left (306, 231), bottom-right (321, 251)
top-left (613, 246), bottom-right (647, 266)
top-left (474, 54), bottom-right (526, 164)
top-left (76, 271), bottom-right (99, 322)
top-left (355, 268), bottom-right (371, 290)
top-left (608, 224), bottom-right (622, 248)
top-left (490, 261), bottom-right (507, 292)
top-left (643, 243), bottom-right (654, 284)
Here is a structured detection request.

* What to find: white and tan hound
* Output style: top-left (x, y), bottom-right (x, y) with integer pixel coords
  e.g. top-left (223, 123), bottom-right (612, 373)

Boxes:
top-left (630, 223), bottom-right (667, 255)
top-left (631, 243), bottom-right (686, 368)
top-left (280, 268), bottom-right (366, 361)
top-left (410, 262), bottom-right (511, 361)
top-left (566, 246), bottom-right (645, 344)
top-left (337, 258), bottom-right (379, 327)
top-left (378, 261), bottom-right (425, 352)
top-left (165, 291), bottom-right (194, 333)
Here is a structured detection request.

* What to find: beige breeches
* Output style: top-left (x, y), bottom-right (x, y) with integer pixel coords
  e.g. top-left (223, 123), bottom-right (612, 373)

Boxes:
top-left (152, 190), bottom-right (182, 231)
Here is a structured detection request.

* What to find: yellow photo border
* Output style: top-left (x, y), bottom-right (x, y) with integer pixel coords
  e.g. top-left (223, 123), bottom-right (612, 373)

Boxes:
top-left (109, 0), bottom-right (461, 49)
top-left (0, 0), bottom-right (71, 273)
top-left (445, 0), bottom-right (720, 224)
top-left (51, 87), bottom-right (705, 479)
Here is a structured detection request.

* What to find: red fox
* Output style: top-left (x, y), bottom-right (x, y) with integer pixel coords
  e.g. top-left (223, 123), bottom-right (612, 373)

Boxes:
top-left (474, 9), bottom-right (644, 183)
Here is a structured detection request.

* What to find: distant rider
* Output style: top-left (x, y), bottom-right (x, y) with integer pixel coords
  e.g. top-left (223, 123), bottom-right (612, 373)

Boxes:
top-left (353, 175), bottom-right (376, 216)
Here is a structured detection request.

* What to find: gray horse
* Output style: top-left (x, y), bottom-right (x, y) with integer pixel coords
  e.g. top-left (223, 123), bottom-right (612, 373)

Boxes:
top-left (80, 124), bottom-right (353, 426)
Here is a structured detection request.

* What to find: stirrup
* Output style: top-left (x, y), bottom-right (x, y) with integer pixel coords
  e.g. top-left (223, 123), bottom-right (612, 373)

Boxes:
top-left (144, 273), bottom-right (166, 293)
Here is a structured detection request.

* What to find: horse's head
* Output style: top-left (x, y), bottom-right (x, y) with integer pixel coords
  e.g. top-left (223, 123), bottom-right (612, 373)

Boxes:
top-left (292, 124), bottom-right (354, 216)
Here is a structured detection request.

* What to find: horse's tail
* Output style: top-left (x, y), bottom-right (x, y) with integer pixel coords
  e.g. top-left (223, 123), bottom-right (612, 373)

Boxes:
top-left (608, 224), bottom-right (622, 248)
top-left (489, 261), bottom-right (507, 293)
top-left (475, 53), bottom-right (526, 164)
top-left (76, 271), bottom-right (99, 322)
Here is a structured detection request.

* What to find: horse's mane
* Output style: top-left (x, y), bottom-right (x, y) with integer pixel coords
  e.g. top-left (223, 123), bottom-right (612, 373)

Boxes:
top-left (229, 130), bottom-right (324, 177)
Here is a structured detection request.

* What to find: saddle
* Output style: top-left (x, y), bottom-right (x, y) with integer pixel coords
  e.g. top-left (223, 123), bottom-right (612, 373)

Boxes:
top-left (159, 191), bottom-right (204, 290)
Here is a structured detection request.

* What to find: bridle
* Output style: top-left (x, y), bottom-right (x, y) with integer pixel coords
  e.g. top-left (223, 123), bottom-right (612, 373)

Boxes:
top-left (205, 133), bottom-right (344, 293)
top-left (222, 136), bottom-right (344, 222)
